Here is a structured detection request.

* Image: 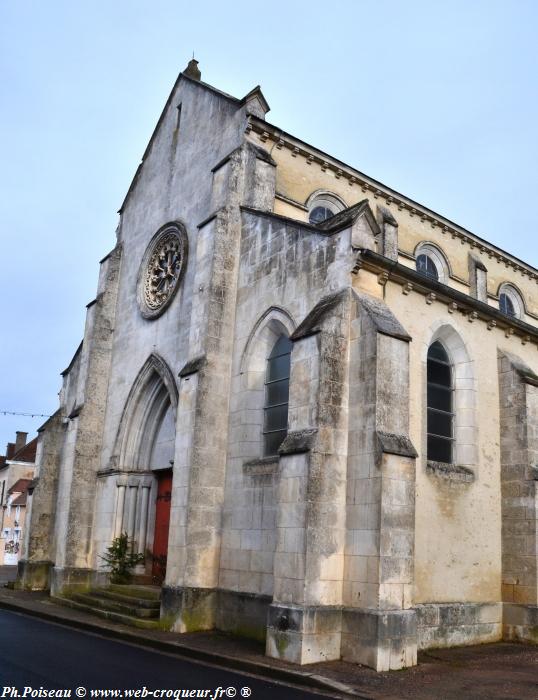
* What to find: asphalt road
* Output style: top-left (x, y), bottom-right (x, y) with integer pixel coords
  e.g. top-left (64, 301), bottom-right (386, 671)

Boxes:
top-left (0, 610), bottom-right (322, 699)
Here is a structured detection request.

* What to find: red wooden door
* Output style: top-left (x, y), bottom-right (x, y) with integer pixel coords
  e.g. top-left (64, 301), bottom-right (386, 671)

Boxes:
top-left (152, 469), bottom-right (172, 584)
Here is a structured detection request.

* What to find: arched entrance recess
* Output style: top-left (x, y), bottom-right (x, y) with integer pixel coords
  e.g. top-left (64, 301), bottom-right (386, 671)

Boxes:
top-left (110, 354), bottom-right (178, 584)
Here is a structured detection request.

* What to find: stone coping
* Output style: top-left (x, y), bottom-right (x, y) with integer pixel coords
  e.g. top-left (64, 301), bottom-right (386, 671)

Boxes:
top-left (426, 461), bottom-right (475, 483)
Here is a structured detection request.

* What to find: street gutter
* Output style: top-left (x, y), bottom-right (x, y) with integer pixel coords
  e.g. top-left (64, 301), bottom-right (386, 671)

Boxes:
top-left (0, 593), bottom-right (363, 699)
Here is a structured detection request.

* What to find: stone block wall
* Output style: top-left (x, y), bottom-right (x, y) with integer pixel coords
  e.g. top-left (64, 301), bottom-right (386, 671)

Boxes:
top-left (416, 603), bottom-right (502, 649)
top-left (219, 212), bottom-right (351, 646)
top-left (498, 351), bottom-right (538, 643)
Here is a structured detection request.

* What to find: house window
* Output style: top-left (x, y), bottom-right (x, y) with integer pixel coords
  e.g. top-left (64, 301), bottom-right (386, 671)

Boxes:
top-left (427, 340), bottom-right (454, 463)
top-left (416, 253), bottom-right (439, 281)
top-left (263, 335), bottom-right (292, 456)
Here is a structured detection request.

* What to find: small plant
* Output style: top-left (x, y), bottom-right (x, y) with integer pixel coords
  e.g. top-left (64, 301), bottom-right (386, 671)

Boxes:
top-left (100, 533), bottom-right (144, 584)
top-left (151, 553), bottom-right (167, 585)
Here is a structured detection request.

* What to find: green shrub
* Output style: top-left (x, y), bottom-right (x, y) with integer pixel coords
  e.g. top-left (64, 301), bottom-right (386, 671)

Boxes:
top-left (100, 533), bottom-right (145, 584)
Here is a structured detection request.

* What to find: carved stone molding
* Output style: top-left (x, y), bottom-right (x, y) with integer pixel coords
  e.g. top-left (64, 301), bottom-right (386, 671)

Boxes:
top-left (137, 222), bottom-right (188, 319)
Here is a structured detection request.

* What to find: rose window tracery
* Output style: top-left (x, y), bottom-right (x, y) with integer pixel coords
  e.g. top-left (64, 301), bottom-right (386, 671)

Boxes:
top-left (138, 223), bottom-right (188, 319)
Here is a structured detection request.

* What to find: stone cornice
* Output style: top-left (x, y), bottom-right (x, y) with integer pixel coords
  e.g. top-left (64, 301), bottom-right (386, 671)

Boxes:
top-left (354, 249), bottom-right (538, 345)
top-left (247, 116), bottom-right (538, 282)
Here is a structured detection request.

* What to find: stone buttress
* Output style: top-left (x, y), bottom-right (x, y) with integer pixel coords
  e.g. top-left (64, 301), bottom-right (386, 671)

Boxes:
top-left (498, 351), bottom-right (538, 642)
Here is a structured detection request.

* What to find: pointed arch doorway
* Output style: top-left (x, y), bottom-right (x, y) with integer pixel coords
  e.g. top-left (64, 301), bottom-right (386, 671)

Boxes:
top-left (111, 354), bottom-right (178, 586)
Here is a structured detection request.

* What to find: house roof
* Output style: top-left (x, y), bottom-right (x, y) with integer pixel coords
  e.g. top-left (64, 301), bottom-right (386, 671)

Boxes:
top-left (8, 478), bottom-right (33, 496)
top-left (10, 437), bottom-right (37, 464)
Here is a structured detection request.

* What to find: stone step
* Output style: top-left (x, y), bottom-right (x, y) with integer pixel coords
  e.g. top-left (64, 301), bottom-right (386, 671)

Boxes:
top-left (90, 588), bottom-right (161, 610)
top-left (52, 596), bottom-right (161, 630)
top-left (70, 593), bottom-right (159, 619)
top-left (105, 584), bottom-right (161, 601)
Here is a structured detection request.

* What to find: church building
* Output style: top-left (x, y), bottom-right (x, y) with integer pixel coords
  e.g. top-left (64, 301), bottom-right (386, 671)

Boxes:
top-left (18, 59), bottom-right (538, 671)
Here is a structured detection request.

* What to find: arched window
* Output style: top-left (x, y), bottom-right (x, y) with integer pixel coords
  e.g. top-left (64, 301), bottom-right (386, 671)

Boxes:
top-left (415, 243), bottom-right (449, 284)
top-left (306, 191), bottom-right (346, 225)
top-left (263, 335), bottom-right (292, 456)
top-left (498, 284), bottom-right (523, 319)
top-left (427, 341), bottom-right (454, 463)
top-left (309, 205), bottom-right (336, 224)
top-left (416, 254), bottom-right (439, 281)
top-left (499, 293), bottom-right (516, 318)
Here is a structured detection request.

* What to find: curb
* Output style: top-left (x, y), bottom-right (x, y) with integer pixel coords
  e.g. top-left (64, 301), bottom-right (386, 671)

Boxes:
top-left (0, 596), bottom-right (362, 698)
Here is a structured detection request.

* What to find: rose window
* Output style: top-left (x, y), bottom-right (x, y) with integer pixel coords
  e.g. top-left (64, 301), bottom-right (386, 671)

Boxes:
top-left (138, 223), bottom-right (188, 319)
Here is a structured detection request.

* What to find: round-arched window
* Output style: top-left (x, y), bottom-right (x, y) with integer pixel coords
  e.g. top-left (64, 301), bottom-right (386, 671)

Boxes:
top-left (427, 340), bottom-right (454, 464)
top-left (309, 206), bottom-right (336, 225)
top-left (306, 191), bottom-right (346, 225)
top-left (414, 243), bottom-right (450, 284)
top-left (416, 254), bottom-right (439, 281)
top-left (498, 285), bottom-right (523, 319)
top-left (499, 293), bottom-right (516, 318)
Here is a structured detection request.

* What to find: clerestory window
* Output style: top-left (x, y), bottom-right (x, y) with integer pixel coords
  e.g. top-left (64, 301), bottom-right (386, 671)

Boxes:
top-left (499, 293), bottom-right (516, 318)
top-left (309, 205), bottom-right (336, 224)
top-left (427, 341), bottom-right (454, 463)
top-left (416, 253), bottom-right (439, 281)
top-left (263, 335), bottom-right (292, 456)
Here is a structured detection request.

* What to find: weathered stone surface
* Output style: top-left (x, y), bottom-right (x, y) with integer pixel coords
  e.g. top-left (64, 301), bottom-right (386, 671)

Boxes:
top-left (416, 603), bottom-right (502, 650)
top-left (353, 290), bottom-right (411, 341)
top-left (498, 351), bottom-right (538, 641)
top-left (376, 431), bottom-right (418, 465)
top-left (278, 429), bottom-right (317, 455)
top-left (266, 603), bottom-right (343, 664)
top-left (341, 608), bottom-right (417, 671)
top-left (178, 355), bottom-right (206, 377)
top-left (290, 290), bottom-right (348, 340)
top-left (426, 461), bottom-right (475, 482)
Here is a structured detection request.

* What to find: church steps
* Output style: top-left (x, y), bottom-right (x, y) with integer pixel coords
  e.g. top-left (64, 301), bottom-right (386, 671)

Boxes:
top-left (52, 594), bottom-right (162, 630)
top-left (68, 592), bottom-right (159, 618)
top-left (90, 588), bottom-right (161, 609)
top-left (105, 584), bottom-right (161, 601)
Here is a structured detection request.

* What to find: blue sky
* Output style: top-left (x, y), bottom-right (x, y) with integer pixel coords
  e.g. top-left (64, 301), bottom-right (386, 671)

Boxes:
top-left (1, 0), bottom-right (537, 448)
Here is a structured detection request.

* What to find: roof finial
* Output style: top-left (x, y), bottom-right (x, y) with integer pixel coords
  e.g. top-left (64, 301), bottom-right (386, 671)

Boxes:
top-left (184, 57), bottom-right (201, 81)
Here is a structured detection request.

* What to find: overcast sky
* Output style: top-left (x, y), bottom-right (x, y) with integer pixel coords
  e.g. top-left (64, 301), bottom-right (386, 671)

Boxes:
top-left (1, 0), bottom-right (537, 448)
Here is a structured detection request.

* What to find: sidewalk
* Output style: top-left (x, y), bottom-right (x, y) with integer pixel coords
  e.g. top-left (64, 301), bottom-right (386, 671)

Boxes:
top-left (0, 587), bottom-right (536, 699)
top-left (0, 565), bottom-right (18, 584)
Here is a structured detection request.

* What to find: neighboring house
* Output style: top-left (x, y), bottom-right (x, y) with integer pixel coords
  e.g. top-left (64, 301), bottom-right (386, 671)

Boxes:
top-left (18, 59), bottom-right (538, 671)
top-left (1, 478), bottom-right (33, 565)
top-left (0, 433), bottom-right (36, 566)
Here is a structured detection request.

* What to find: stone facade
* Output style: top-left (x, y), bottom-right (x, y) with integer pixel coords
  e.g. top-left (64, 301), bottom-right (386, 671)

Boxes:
top-left (18, 60), bottom-right (538, 670)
